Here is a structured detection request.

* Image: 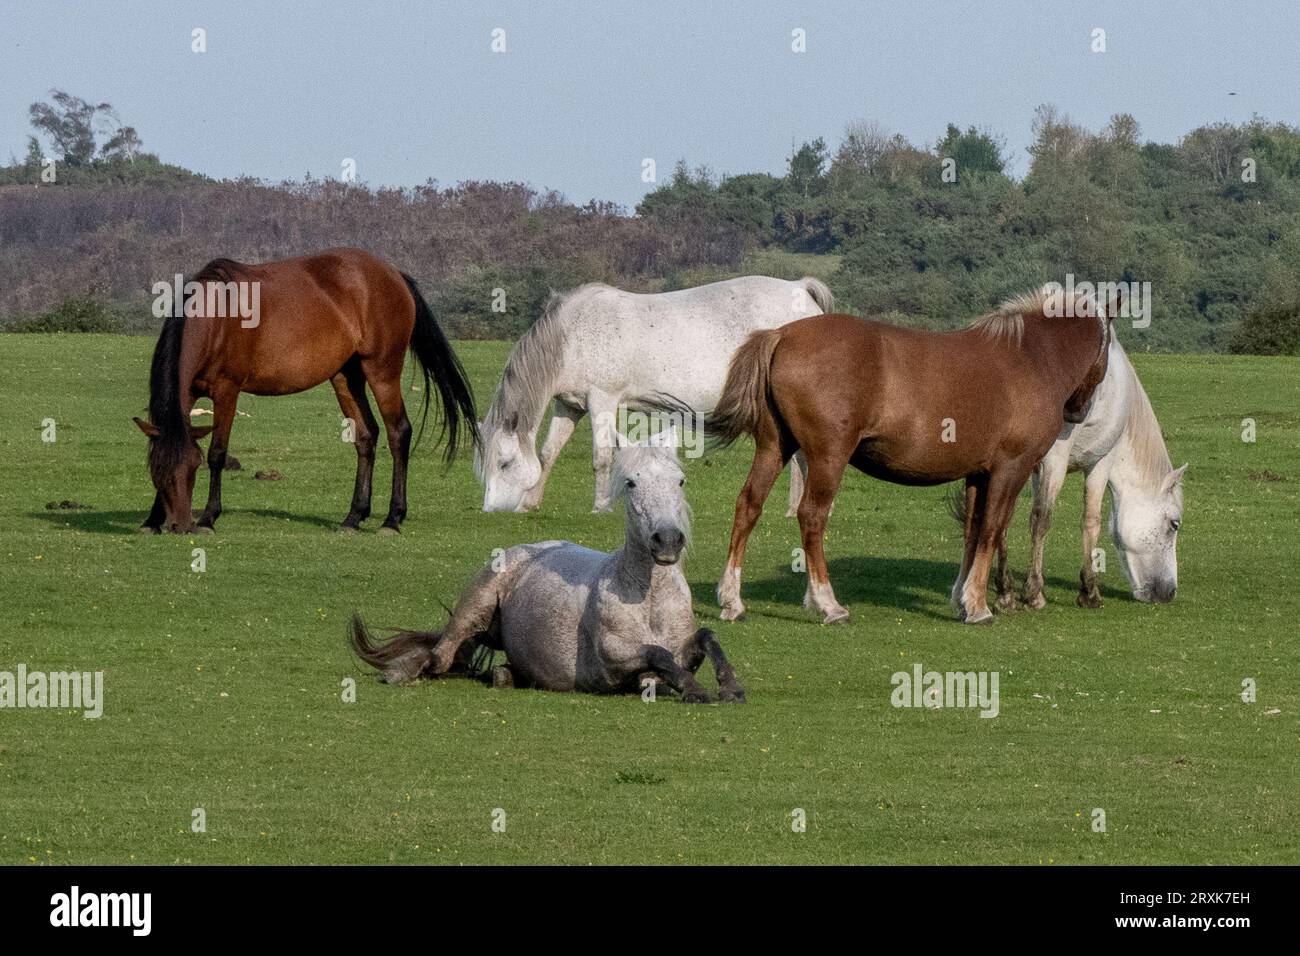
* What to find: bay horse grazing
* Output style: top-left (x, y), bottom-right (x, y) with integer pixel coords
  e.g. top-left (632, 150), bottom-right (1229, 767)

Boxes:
top-left (707, 287), bottom-right (1113, 625)
top-left (475, 275), bottom-right (833, 513)
top-left (349, 438), bottom-right (746, 703)
top-left (133, 247), bottom-right (477, 534)
top-left (1014, 334), bottom-right (1185, 608)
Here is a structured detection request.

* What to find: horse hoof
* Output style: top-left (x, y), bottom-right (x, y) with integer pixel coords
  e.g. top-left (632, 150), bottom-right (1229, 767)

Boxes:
top-left (1077, 593), bottom-right (1102, 609)
top-left (337, 525), bottom-right (359, 535)
top-left (682, 689), bottom-right (712, 704)
top-left (719, 687), bottom-right (747, 704)
top-left (377, 526), bottom-right (400, 537)
top-left (719, 604), bottom-right (746, 622)
top-left (963, 607), bottom-right (994, 625)
top-left (137, 525), bottom-right (160, 535)
top-left (195, 524), bottom-right (214, 535)
top-left (995, 594), bottom-right (1018, 612)
top-left (1023, 592), bottom-right (1047, 610)
top-left (822, 607), bottom-right (850, 625)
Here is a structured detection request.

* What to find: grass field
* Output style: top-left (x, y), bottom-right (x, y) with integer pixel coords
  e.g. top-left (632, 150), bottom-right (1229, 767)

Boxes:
top-left (1, 335), bottom-right (1297, 865)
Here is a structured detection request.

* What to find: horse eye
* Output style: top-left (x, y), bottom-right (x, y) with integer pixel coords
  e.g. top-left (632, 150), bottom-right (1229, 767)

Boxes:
top-left (1170, 519), bottom-right (1180, 532)
top-left (679, 478), bottom-right (685, 487)
top-left (625, 479), bottom-right (636, 489)
top-left (500, 460), bottom-right (512, 470)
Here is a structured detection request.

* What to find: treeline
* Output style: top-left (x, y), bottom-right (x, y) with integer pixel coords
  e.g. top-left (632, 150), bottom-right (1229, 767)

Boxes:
top-left (637, 109), bottom-right (1300, 354)
top-left (0, 173), bottom-right (742, 338)
top-left (3, 96), bottom-right (1299, 353)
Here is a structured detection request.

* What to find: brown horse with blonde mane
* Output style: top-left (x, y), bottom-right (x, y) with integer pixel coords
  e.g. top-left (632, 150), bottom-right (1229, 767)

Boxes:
top-left (134, 247), bottom-right (478, 534)
top-left (705, 286), bottom-right (1112, 625)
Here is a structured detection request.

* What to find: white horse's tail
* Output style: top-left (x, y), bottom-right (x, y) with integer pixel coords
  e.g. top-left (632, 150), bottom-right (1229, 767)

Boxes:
top-left (801, 277), bottom-right (835, 314)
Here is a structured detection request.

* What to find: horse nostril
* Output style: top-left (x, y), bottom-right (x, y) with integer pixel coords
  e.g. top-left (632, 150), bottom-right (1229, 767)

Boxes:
top-left (651, 531), bottom-right (663, 547)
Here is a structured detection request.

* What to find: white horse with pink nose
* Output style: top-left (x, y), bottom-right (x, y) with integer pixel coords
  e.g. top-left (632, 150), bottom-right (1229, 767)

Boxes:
top-left (474, 274), bottom-right (833, 513)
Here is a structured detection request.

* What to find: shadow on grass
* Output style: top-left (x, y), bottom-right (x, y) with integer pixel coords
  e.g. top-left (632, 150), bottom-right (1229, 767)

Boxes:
top-left (27, 507), bottom-right (339, 534)
top-left (687, 554), bottom-right (1131, 623)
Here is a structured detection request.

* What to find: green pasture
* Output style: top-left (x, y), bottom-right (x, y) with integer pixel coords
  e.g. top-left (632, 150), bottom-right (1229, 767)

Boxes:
top-left (0, 336), bottom-right (1296, 864)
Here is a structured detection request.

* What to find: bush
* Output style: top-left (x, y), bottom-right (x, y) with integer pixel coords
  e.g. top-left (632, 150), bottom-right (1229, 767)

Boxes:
top-left (2, 296), bottom-right (145, 333)
top-left (1229, 303), bottom-right (1300, 355)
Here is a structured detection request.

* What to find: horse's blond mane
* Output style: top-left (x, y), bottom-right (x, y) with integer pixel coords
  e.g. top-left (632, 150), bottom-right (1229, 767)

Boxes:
top-left (1117, 349), bottom-right (1174, 485)
top-left (970, 285), bottom-right (1104, 346)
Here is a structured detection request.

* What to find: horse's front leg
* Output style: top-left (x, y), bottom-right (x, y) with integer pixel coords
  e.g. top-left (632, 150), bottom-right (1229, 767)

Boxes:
top-left (798, 452), bottom-right (851, 624)
top-left (694, 628), bottom-right (745, 702)
top-left (197, 387), bottom-right (238, 532)
top-left (640, 645), bottom-right (711, 704)
top-left (140, 491), bottom-right (165, 534)
top-left (1077, 463), bottom-right (1110, 608)
top-left (587, 390), bottom-right (620, 513)
top-left (519, 402), bottom-right (583, 512)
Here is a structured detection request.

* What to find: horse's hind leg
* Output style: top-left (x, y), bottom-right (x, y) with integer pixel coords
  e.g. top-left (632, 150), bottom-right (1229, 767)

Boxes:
top-left (1022, 457), bottom-right (1067, 609)
top-left (330, 360), bottom-right (379, 531)
top-left (361, 358), bottom-right (413, 535)
top-left (951, 477), bottom-right (984, 609)
top-left (1077, 462), bottom-right (1110, 608)
top-left (718, 431), bottom-right (787, 621)
top-left (197, 386), bottom-right (238, 532)
top-left (428, 564), bottom-right (507, 675)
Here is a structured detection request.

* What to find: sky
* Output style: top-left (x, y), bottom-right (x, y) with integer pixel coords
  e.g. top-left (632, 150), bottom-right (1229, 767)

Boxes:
top-left (2, 1), bottom-right (1297, 210)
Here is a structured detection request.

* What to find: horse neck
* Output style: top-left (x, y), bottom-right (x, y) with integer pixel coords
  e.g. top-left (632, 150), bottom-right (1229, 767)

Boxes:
top-left (1024, 315), bottom-right (1105, 396)
top-left (610, 526), bottom-right (676, 602)
top-left (484, 305), bottom-right (569, 441)
top-left (1108, 378), bottom-right (1172, 500)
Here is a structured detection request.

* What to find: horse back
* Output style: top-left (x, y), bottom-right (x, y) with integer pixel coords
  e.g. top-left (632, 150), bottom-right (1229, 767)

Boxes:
top-left (768, 314), bottom-right (1071, 482)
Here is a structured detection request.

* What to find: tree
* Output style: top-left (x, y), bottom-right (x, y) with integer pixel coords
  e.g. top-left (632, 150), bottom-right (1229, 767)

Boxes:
top-left (787, 138), bottom-right (827, 197)
top-left (936, 124), bottom-right (1006, 175)
top-left (26, 90), bottom-right (143, 166)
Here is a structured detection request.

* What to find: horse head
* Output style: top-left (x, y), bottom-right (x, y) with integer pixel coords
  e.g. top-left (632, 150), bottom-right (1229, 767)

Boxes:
top-left (1110, 462), bottom-right (1186, 603)
top-left (475, 411), bottom-right (542, 512)
top-left (134, 417), bottom-right (211, 533)
top-left (614, 428), bottom-right (690, 565)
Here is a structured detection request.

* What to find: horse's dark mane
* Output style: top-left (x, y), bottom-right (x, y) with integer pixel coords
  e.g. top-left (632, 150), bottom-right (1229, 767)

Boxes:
top-left (146, 258), bottom-right (242, 478)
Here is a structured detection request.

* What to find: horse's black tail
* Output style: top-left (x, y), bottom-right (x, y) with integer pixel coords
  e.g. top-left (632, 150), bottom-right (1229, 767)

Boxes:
top-left (401, 273), bottom-right (480, 463)
top-left (348, 613), bottom-right (441, 685)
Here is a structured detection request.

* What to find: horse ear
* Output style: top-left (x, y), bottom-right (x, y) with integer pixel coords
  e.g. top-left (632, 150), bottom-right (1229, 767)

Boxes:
top-left (650, 424), bottom-right (679, 450)
top-left (190, 424), bottom-right (215, 441)
top-left (1161, 463), bottom-right (1188, 494)
top-left (133, 416), bottom-right (160, 438)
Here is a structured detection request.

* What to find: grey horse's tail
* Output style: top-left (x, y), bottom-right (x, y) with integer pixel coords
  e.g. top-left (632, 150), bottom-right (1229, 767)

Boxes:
top-left (348, 613), bottom-right (441, 685)
top-left (944, 483), bottom-right (967, 526)
top-left (801, 277), bottom-right (835, 314)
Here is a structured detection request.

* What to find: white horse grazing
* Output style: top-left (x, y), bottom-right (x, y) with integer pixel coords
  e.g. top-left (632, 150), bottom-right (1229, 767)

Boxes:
top-left (475, 274), bottom-right (833, 512)
top-left (1012, 335), bottom-right (1186, 608)
top-left (349, 438), bottom-right (746, 703)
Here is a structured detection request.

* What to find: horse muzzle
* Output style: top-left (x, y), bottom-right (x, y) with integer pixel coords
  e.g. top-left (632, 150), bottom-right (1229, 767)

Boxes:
top-left (650, 528), bottom-right (686, 565)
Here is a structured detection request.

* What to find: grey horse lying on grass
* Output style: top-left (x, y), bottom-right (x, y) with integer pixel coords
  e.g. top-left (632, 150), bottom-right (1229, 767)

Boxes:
top-left (349, 438), bottom-right (745, 703)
